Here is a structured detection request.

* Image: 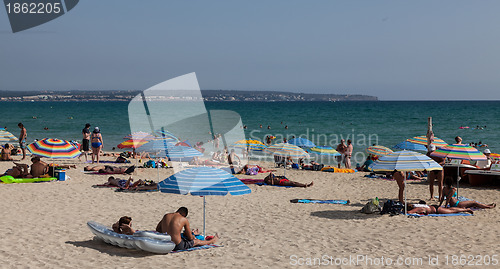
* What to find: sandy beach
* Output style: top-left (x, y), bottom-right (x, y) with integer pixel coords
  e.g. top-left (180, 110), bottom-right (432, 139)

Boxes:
top-left (0, 156), bottom-right (498, 269)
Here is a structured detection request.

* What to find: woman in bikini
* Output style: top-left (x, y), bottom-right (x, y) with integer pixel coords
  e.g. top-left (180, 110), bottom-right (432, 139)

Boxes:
top-left (440, 176), bottom-right (496, 209)
top-left (407, 203), bottom-right (473, 215)
top-left (91, 127), bottom-right (103, 164)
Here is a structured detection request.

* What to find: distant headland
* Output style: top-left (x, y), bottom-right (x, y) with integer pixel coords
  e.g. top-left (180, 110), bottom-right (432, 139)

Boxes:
top-left (0, 90), bottom-right (378, 102)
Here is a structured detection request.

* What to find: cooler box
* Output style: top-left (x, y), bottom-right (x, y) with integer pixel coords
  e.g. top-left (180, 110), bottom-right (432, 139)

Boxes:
top-left (54, 170), bottom-right (66, 181)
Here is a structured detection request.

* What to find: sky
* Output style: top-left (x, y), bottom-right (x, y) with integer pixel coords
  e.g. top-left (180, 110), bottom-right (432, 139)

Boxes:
top-left (1, 0), bottom-right (500, 100)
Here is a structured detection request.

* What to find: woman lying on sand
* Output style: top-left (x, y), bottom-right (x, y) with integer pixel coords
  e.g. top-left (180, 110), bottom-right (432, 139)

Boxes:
top-left (84, 165), bottom-right (135, 174)
top-left (105, 176), bottom-right (157, 190)
top-left (407, 203), bottom-right (473, 215)
top-left (440, 177), bottom-right (496, 209)
top-left (264, 172), bottom-right (313, 188)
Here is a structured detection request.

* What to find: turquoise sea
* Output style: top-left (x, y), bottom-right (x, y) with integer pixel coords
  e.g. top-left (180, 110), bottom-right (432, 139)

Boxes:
top-left (1, 101), bottom-right (498, 165)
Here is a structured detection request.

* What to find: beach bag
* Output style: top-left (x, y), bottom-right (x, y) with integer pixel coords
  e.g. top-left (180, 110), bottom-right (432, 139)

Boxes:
top-left (292, 163), bottom-right (300, 169)
top-left (360, 198), bottom-right (381, 214)
top-left (144, 160), bottom-right (156, 168)
top-left (381, 200), bottom-right (404, 216)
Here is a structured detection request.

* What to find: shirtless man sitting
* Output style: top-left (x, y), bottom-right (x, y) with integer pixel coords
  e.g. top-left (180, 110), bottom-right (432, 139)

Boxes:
top-left (156, 207), bottom-right (219, 251)
top-left (30, 157), bottom-right (49, 178)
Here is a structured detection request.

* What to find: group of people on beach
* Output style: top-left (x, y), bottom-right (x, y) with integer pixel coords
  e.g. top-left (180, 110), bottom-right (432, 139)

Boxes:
top-left (112, 207), bottom-right (219, 251)
top-left (391, 136), bottom-right (496, 215)
top-left (335, 139), bottom-right (353, 169)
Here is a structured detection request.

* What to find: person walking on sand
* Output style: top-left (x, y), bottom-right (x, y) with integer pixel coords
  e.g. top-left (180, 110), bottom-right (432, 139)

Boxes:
top-left (91, 127), bottom-right (103, 164)
top-left (79, 123), bottom-right (91, 162)
top-left (427, 144), bottom-right (445, 201)
top-left (336, 139), bottom-right (347, 168)
top-left (156, 207), bottom-right (219, 251)
top-left (344, 139), bottom-right (353, 169)
top-left (18, 123), bottom-right (27, 160)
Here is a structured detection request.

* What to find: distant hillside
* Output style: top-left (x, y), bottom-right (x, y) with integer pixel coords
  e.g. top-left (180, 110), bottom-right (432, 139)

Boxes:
top-left (0, 90), bottom-right (378, 102)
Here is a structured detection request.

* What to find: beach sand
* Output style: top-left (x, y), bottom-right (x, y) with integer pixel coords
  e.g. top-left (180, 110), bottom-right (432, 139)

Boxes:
top-left (0, 156), bottom-right (498, 269)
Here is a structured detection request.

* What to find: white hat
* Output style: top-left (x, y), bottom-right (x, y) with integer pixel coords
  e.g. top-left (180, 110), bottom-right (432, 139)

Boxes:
top-left (428, 144), bottom-right (436, 151)
top-left (484, 149), bottom-right (491, 154)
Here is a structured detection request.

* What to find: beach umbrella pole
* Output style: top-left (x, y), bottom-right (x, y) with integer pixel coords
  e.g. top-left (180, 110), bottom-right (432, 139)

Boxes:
top-left (203, 196), bottom-right (206, 236)
top-left (404, 175), bottom-right (407, 215)
top-left (456, 166), bottom-right (460, 197)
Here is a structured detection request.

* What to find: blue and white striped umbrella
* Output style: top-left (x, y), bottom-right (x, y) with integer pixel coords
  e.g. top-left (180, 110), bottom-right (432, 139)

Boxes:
top-left (393, 141), bottom-right (427, 151)
top-left (0, 130), bottom-right (18, 146)
top-left (265, 143), bottom-right (309, 158)
top-left (139, 139), bottom-right (176, 153)
top-left (287, 137), bottom-right (316, 148)
top-left (158, 167), bottom-right (251, 196)
top-left (156, 145), bottom-right (203, 160)
top-left (369, 150), bottom-right (443, 172)
top-left (158, 167), bottom-right (251, 234)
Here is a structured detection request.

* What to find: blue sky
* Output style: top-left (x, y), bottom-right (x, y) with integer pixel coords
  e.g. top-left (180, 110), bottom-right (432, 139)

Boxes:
top-left (1, 0), bottom-right (500, 100)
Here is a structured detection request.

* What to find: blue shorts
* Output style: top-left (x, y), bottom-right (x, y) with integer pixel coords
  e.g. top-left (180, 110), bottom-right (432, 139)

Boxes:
top-left (91, 142), bottom-right (102, 148)
top-left (20, 140), bottom-right (26, 149)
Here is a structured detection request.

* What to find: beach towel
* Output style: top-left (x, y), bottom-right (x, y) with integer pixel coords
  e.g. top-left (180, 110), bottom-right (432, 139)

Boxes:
top-left (85, 160), bottom-right (130, 164)
top-left (239, 178), bottom-right (264, 184)
top-left (406, 213), bottom-right (472, 217)
top-left (364, 174), bottom-right (423, 181)
top-left (290, 199), bottom-right (349, 204)
top-left (170, 244), bottom-right (222, 253)
top-left (92, 184), bottom-right (117, 188)
top-left (115, 188), bottom-right (158, 192)
top-left (321, 167), bottom-right (356, 173)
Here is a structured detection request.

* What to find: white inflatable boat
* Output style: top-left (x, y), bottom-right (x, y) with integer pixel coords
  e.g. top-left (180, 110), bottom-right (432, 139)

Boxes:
top-left (87, 221), bottom-right (176, 254)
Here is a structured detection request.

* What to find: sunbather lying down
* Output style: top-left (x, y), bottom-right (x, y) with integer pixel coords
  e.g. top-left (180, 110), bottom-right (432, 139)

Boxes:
top-left (264, 172), bottom-right (313, 188)
top-left (84, 165), bottom-right (135, 174)
top-left (407, 203), bottom-right (474, 215)
top-left (105, 176), bottom-right (157, 190)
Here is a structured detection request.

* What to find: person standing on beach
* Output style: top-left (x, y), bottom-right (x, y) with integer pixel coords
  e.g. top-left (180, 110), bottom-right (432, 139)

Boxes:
top-left (344, 139), bottom-right (353, 169)
top-left (79, 123), bottom-right (91, 162)
top-left (392, 170), bottom-right (406, 203)
top-left (426, 144), bottom-right (445, 201)
top-left (335, 139), bottom-right (346, 168)
top-left (91, 127), bottom-right (103, 164)
top-left (18, 123), bottom-right (27, 160)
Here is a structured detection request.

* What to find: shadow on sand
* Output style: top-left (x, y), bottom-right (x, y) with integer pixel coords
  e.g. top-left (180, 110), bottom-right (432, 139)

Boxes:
top-left (310, 209), bottom-right (383, 220)
top-left (66, 237), bottom-right (156, 257)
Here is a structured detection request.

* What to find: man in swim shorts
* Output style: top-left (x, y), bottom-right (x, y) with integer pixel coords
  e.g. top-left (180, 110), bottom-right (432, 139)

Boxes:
top-left (79, 123), bottom-right (91, 162)
top-left (336, 139), bottom-right (346, 168)
top-left (18, 123), bottom-right (27, 160)
top-left (156, 207), bottom-right (219, 251)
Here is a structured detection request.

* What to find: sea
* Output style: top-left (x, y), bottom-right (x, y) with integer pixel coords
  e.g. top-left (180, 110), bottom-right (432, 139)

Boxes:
top-left (1, 101), bottom-right (498, 165)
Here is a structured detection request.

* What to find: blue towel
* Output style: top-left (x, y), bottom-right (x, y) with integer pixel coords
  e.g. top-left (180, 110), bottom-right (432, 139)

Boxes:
top-left (406, 213), bottom-right (472, 217)
top-left (170, 244), bottom-right (222, 253)
top-left (291, 199), bottom-right (349, 204)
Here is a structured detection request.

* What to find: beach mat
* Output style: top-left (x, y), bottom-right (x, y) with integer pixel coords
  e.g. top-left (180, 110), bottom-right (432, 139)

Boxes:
top-left (239, 178), bottom-right (264, 184)
top-left (92, 184), bottom-right (117, 188)
top-left (407, 213), bottom-right (472, 217)
top-left (364, 174), bottom-right (424, 181)
top-left (290, 199), bottom-right (350, 204)
top-left (170, 244), bottom-right (222, 253)
top-left (115, 188), bottom-right (158, 193)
